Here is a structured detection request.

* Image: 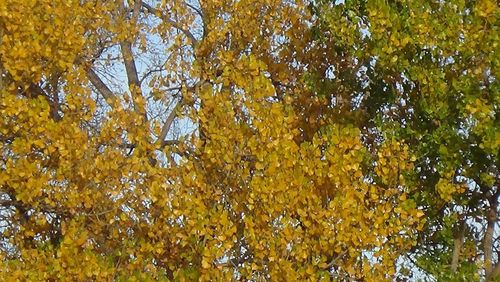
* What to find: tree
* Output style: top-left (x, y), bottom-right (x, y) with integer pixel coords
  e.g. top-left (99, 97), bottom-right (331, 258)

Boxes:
top-left (0, 0), bottom-right (496, 281)
top-left (308, 0), bottom-right (499, 280)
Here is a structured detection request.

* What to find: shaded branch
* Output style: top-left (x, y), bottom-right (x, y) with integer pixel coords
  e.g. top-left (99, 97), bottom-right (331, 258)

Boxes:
top-left (324, 250), bottom-right (348, 270)
top-left (3, 71), bottom-right (62, 121)
top-left (26, 83), bottom-right (62, 121)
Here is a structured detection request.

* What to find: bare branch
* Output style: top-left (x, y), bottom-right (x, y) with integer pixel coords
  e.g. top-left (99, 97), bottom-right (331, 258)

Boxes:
top-left (131, 0), bottom-right (142, 22)
top-left (488, 262), bottom-right (500, 281)
top-left (451, 222), bottom-right (465, 271)
top-left (484, 197), bottom-right (498, 279)
top-left (117, 0), bottom-right (147, 119)
top-left (185, 2), bottom-right (203, 18)
top-left (161, 139), bottom-right (180, 146)
top-left (215, 255), bottom-right (252, 268)
top-left (157, 101), bottom-right (182, 147)
top-left (86, 68), bottom-right (118, 107)
top-left (139, 54), bottom-right (172, 85)
top-left (0, 199), bottom-right (13, 207)
top-left (141, 2), bottom-right (198, 47)
top-left (120, 140), bottom-right (178, 150)
top-left (324, 250), bottom-right (348, 270)
top-left (120, 41), bottom-right (146, 117)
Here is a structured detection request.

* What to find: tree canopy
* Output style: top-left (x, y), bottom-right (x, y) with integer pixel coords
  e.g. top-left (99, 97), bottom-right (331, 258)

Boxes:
top-left (0, 0), bottom-right (498, 281)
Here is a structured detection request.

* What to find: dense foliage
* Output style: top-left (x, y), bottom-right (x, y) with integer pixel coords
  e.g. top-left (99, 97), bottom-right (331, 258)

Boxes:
top-left (0, 0), bottom-right (497, 280)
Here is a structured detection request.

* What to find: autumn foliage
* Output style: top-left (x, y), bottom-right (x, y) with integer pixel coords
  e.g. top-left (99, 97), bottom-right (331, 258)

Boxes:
top-left (0, 0), bottom-right (498, 281)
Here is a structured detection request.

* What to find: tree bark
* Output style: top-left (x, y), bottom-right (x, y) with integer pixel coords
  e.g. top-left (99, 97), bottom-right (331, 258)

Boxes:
top-left (484, 193), bottom-right (498, 281)
top-left (86, 68), bottom-right (118, 107)
top-left (451, 221), bottom-right (465, 272)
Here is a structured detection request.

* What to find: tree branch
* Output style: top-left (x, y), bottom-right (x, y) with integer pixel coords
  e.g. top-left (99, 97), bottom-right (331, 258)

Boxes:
top-left (3, 71), bottom-right (62, 121)
top-left (118, 0), bottom-right (147, 119)
top-left (26, 83), bottom-right (62, 121)
top-left (157, 101), bottom-right (182, 147)
top-left (484, 196), bottom-right (497, 279)
top-left (131, 0), bottom-right (142, 22)
top-left (120, 41), bottom-right (146, 118)
top-left (451, 221), bottom-right (465, 271)
top-left (488, 262), bottom-right (500, 281)
top-left (86, 68), bottom-right (118, 107)
top-left (141, 2), bottom-right (198, 47)
top-left (185, 2), bottom-right (203, 19)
